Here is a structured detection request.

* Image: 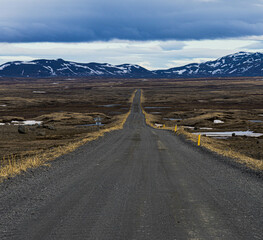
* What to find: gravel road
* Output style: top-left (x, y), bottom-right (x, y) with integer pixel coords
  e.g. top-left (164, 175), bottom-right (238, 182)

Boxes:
top-left (0, 90), bottom-right (262, 240)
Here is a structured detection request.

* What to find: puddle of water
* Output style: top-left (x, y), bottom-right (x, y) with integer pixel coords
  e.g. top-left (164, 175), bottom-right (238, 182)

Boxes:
top-left (77, 123), bottom-right (104, 127)
top-left (150, 112), bottom-right (161, 114)
top-left (249, 120), bottom-right (263, 123)
top-left (109, 112), bottom-right (122, 114)
top-left (33, 91), bottom-right (46, 94)
top-left (99, 104), bottom-right (121, 107)
top-left (163, 118), bottom-right (182, 121)
top-left (213, 136), bottom-right (230, 140)
top-left (200, 127), bottom-right (213, 130)
top-left (194, 131), bottom-right (263, 137)
top-left (214, 120), bottom-right (224, 124)
top-left (145, 106), bottom-right (171, 109)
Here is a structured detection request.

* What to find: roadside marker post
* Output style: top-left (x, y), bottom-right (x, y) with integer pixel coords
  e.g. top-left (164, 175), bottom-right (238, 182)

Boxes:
top-left (198, 134), bottom-right (201, 146)
top-left (163, 124), bottom-right (165, 129)
top-left (174, 125), bottom-right (177, 132)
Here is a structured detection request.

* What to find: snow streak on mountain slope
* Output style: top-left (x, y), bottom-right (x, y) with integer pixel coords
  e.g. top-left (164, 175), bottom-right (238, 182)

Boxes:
top-left (0, 59), bottom-right (151, 78)
top-left (0, 52), bottom-right (263, 78)
top-left (154, 52), bottom-right (263, 78)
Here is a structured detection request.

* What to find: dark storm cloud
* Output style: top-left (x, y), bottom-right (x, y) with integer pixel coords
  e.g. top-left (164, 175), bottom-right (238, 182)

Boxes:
top-left (0, 0), bottom-right (263, 42)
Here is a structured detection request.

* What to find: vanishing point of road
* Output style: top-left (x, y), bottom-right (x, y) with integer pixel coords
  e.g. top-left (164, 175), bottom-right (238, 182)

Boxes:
top-left (0, 90), bottom-right (262, 240)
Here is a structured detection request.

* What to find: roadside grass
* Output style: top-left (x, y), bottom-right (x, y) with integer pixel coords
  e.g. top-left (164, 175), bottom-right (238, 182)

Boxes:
top-left (176, 127), bottom-right (263, 171)
top-left (141, 92), bottom-right (159, 128)
top-left (141, 91), bottom-right (263, 171)
top-left (0, 91), bottom-right (136, 182)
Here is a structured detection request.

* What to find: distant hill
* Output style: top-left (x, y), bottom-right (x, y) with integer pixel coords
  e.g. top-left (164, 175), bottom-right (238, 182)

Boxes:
top-left (153, 52), bottom-right (263, 78)
top-left (0, 52), bottom-right (263, 78)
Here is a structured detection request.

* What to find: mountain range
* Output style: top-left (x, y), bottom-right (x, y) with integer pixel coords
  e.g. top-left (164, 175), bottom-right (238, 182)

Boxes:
top-left (0, 52), bottom-right (263, 78)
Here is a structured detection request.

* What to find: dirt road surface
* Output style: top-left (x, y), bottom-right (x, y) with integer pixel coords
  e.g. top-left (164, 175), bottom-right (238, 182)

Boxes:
top-left (0, 90), bottom-right (262, 239)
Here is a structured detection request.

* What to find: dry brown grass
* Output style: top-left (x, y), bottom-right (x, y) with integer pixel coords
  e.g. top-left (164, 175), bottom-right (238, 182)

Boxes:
top-left (141, 90), bottom-right (263, 171)
top-left (0, 91), bottom-right (135, 182)
top-left (176, 127), bottom-right (263, 171)
top-left (141, 91), bottom-right (161, 128)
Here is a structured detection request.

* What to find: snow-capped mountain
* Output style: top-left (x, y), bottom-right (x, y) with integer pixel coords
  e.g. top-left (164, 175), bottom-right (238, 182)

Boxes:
top-left (154, 52), bottom-right (263, 78)
top-left (0, 59), bottom-right (151, 78)
top-left (0, 52), bottom-right (263, 78)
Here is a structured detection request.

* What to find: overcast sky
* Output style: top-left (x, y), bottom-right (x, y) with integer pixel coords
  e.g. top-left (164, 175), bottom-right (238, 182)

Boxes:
top-left (0, 0), bottom-right (263, 69)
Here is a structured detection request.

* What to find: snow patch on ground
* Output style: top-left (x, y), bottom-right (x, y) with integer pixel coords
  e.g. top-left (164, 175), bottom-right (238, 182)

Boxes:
top-left (214, 120), bottom-right (224, 124)
top-left (183, 126), bottom-right (195, 129)
top-left (194, 131), bottom-right (263, 138)
top-left (11, 120), bottom-right (42, 125)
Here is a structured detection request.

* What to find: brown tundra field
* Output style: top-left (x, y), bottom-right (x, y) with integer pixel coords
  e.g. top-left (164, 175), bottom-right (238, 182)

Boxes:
top-left (0, 77), bottom-right (262, 179)
top-left (0, 77), bottom-right (134, 179)
top-left (139, 77), bottom-right (263, 170)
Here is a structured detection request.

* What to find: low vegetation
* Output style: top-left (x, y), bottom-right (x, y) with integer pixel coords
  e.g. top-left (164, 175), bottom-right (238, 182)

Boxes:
top-left (140, 77), bottom-right (263, 171)
top-left (0, 78), bottom-right (135, 181)
top-left (0, 109), bottom-right (131, 181)
top-left (1, 76), bottom-right (262, 180)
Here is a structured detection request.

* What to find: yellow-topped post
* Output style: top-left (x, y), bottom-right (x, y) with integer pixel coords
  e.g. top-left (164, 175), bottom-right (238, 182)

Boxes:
top-left (174, 125), bottom-right (177, 132)
top-left (198, 134), bottom-right (201, 146)
top-left (163, 124), bottom-right (165, 129)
